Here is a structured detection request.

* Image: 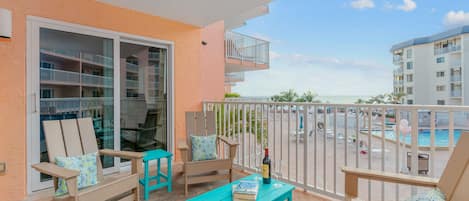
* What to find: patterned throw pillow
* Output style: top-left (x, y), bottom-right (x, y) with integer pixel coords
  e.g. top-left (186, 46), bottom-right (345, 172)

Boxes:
top-left (191, 135), bottom-right (218, 161)
top-left (55, 152), bottom-right (98, 196)
top-left (406, 188), bottom-right (445, 201)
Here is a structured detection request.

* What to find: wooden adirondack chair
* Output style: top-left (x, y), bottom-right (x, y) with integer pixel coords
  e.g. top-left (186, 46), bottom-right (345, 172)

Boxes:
top-left (32, 118), bottom-right (143, 201)
top-left (178, 111), bottom-right (239, 196)
top-left (342, 133), bottom-right (469, 201)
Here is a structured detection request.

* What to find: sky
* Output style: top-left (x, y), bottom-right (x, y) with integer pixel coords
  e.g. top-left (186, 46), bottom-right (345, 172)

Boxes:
top-left (232, 0), bottom-right (469, 97)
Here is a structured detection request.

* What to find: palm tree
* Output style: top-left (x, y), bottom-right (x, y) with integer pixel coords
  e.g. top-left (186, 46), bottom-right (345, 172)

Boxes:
top-left (279, 89), bottom-right (298, 102)
top-left (300, 90), bottom-right (320, 103)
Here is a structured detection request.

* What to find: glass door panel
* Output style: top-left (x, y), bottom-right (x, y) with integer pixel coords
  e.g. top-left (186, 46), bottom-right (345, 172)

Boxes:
top-left (38, 28), bottom-right (115, 182)
top-left (120, 42), bottom-right (168, 158)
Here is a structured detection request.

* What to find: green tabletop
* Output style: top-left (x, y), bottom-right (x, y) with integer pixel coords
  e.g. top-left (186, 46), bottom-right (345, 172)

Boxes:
top-left (188, 174), bottom-right (295, 201)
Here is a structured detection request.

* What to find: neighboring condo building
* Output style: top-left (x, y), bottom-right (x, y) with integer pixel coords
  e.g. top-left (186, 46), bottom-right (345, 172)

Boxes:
top-left (391, 26), bottom-right (469, 105)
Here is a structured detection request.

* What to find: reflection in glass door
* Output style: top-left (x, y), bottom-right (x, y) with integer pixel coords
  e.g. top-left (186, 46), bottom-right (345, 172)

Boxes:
top-left (37, 28), bottom-right (115, 183)
top-left (120, 42), bottom-right (168, 156)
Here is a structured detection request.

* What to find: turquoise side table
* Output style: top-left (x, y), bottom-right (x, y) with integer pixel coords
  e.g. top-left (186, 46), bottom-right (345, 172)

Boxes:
top-left (140, 149), bottom-right (173, 200)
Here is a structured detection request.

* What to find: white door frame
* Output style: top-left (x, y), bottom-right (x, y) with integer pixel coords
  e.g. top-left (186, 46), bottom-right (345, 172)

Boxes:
top-left (26, 16), bottom-right (175, 194)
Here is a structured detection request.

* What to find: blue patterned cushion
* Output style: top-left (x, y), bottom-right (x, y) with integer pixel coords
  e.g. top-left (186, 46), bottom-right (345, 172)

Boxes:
top-left (55, 152), bottom-right (98, 196)
top-left (191, 135), bottom-right (218, 161)
top-left (406, 188), bottom-right (445, 201)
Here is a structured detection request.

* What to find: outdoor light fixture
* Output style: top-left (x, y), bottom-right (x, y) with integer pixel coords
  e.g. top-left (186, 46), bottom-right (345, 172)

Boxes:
top-left (0, 8), bottom-right (12, 38)
top-left (201, 41), bottom-right (207, 46)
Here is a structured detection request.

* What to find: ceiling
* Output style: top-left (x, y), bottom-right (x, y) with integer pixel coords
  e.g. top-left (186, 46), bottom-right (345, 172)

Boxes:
top-left (98, 0), bottom-right (271, 28)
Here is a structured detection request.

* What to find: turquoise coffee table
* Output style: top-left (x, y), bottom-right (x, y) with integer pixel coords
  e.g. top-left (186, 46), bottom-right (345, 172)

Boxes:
top-left (188, 174), bottom-right (294, 201)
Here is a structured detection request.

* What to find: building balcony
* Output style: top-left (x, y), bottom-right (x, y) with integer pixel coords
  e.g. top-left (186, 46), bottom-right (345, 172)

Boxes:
top-left (393, 80), bottom-right (404, 85)
top-left (202, 100), bottom-right (468, 200)
top-left (451, 89), bottom-right (462, 97)
top-left (451, 75), bottom-right (462, 82)
top-left (225, 31), bottom-right (270, 73)
top-left (393, 55), bottom-right (403, 65)
top-left (40, 97), bottom-right (113, 114)
top-left (225, 72), bottom-right (245, 84)
top-left (434, 45), bottom-right (461, 55)
top-left (40, 68), bottom-right (113, 87)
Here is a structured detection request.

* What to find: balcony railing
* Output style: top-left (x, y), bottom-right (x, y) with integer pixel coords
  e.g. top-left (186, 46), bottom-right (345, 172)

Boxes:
top-left (126, 62), bottom-right (139, 73)
top-left (393, 80), bottom-right (404, 85)
top-left (450, 75), bottom-right (462, 82)
top-left (225, 72), bottom-right (245, 83)
top-left (40, 68), bottom-right (113, 87)
top-left (451, 90), bottom-right (462, 97)
top-left (41, 97), bottom-right (113, 114)
top-left (126, 79), bottom-right (139, 89)
top-left (225, 31), bottom-right (270, 65)
top-left (434, 45), bottom-right (461, 55)
top-left (393, 55), bottom-right (403, 65)
top-left (204, 101), bottom-right (469, 200)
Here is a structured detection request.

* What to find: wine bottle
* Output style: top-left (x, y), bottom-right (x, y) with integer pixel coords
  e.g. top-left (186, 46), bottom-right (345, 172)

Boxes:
top-left (262, 148), bottom-right (271, 184)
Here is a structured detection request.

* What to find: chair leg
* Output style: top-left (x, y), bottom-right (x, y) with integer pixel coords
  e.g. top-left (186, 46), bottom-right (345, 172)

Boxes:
top-left (184, 174), bottom-right (188, 196)
top-left (229, 168), bottom-right (233, 182)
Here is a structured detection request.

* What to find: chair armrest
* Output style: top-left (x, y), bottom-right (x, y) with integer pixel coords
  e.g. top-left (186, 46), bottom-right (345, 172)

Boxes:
top-left (342, 167), bottom-right (439, 200)
top-left (218, 136), bottom-right (239, 147)
top-left (178, 141), bottom-right (189, 163)
top-left (32, 162), bottom-right (79, 179)
top-left (99, 149), bottom-right (143, 159)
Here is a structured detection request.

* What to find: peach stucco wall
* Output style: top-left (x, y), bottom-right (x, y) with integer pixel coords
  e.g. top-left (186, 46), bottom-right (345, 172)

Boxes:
top-left (0, 0), bottom-right (224, 200)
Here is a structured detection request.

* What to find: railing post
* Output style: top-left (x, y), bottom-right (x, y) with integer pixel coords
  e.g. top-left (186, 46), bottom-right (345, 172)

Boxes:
top-left (303, 104), bottom-right (309, 189)
top-left (410, 109), bottom-right (419, 196)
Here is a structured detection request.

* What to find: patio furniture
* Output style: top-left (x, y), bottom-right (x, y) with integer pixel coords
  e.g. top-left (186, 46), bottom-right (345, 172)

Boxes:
top-left (122, 109), bottom-right (161, 151)
top-left (342, 133), bottom-right (469, 201)
top-left (187, 174), bottom-right (295, 201)
top-left (407, 152), bottom-right (429, 175)
top-left (178, 111), bottom-right (239, 196)
top-left (32, 118), bottom-right (143, 201)
top-left (140, 149), bottom-right (173, 200)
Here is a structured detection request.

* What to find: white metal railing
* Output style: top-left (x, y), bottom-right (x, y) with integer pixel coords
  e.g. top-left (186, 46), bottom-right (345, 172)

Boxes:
top-left (225, 31), bottom-right (270, 65)
top-left (450, 75), bottom-right (462, 82)
top-left (204, 101), bottom-right (469, 200)
top-left (126, 62), bottom-right (139, 73)
top-left (41, 97), bottom-right (113, 114)
top-left (225, 72), bottom-right (245, 83)
top-left (434, 45), bottom-right (461, 55)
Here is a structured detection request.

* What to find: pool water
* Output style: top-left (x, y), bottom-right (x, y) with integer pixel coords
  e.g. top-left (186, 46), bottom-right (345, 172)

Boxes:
top-left (370, 129), bottom-right (465, 147)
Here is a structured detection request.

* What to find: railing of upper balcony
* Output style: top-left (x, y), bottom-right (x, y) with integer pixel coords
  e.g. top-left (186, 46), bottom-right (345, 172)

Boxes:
top-left (451, 89), bottom-right (462, 97)
top-left (393, 80), bottom-right (404, 85)
top-left (393, 55), bottom-right (403, 65)
top-left (41, 97), bottom-right (113, 114)
top-left (40, 68), bottom-right (113, 87)
top-left (225, 31), bottom-right (270, 65)
top-left (225, 72), bottom-right (245, 83)
top-left (434, 45), bottom-right (461, 55)
top-left (204, 100), bottom-right (469, 200)
top-left (450, 75), bottom-right (462, 82)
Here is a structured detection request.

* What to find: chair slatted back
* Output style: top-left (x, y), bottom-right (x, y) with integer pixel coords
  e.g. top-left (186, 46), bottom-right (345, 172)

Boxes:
top-left (438, 133), bottom-right (469, 200)
top-left (42, 118), bottom-right (104, 185)
top-left (185, 111), bottom-right (216, 161)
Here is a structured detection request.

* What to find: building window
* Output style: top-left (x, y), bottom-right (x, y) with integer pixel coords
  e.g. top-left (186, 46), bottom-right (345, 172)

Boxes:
top-left (437, 100), bottom-right (445, 105)
top-left (406, 62), bottom-right (413, 70)
top-left (406, 49), bottom-right (412, 58)
top-left (40, 88), bottom-right (54, 98)
top-left (407, 87), bottom-right (413, 95)
top-left (407, 99), bottom-right (413, 104)
top-left (436, 85), bottom-right (446, 91)
top-left (437, 57), bottom-right (445, 63)
top-left (436, 71), bottom-right (445, 77)
top-left (406, 74), bottom-right (413, 82)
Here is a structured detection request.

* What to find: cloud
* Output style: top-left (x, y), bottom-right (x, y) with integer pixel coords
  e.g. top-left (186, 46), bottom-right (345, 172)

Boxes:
top-left (350, 0), bottom-right (375, 9)
top-left (397, 0), bottom-right (416, 12)
top-left (270, 51), bottom-right (281, 60)
top-left (444, 11), bottom-right (469, 28)
top-left (384, 0), bottom-right (416, 12)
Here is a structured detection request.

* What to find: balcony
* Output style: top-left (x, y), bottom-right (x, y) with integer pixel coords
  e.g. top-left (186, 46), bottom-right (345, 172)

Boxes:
top-left (451, 89), bottom-right (462, 97)
top-left (40, 68), bottom-right (113, 87)
top-left (203, 100), bottom-right (469, 200)
top-left (434, 45), bottom-right (461, 55)
top-left (393, 55), bottom-right (403, 65)
top-left (225, 31), bottom-right (270, 73)
top-left (225, 72), bottom-right (245, 84)
top-left (40, 97), bottom-right (113, 114)
top-left (450, 75), bottom-right (462, 82)
top-left (393, 80), bottom-right (404, 85)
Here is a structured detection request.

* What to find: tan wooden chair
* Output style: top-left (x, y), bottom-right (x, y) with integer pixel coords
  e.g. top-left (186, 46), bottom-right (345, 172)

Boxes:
top-left (178, 111), bottom-right (239, 196)
top-left (342, 133), bottom-right (469, 201)
top-left (32, 118), bottom-right (143, 201)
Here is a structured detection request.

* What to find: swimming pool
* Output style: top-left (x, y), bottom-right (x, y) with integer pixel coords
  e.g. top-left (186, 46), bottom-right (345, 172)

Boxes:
top-left (369, 129), bottom-right (466, 147)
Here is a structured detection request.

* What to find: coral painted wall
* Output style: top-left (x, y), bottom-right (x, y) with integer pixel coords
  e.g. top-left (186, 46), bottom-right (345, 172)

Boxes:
top-left (0, 0), bottom-right (224, 200)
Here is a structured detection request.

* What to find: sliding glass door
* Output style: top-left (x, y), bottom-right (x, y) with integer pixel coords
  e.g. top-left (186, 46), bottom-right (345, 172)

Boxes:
top-left (120, 42), bottom-right (168, 156)
top-left (28, 18), bottom-right (172, 192)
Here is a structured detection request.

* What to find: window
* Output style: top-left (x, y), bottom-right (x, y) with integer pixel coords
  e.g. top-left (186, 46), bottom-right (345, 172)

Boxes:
top-left (406, 62), bottom-right (413, 70)
top-left (406, 49), bottom-right (412, 58)
top-left (437, 100), bottom-right (445, 105)
top-left (437, 57), bottom-right (445, 63)
top-left (40, 88), bottom-right (54, 98)
top-left (407, 87), bottom-right (413, 95)
top-left (436, 85), bottom-right (445, 91)
top-left (406, 74), bottom-right (413, 82)
top-left (436, 71), bottom-right (445, 77)
top-left (407, 99), bottom-right (413, 104)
